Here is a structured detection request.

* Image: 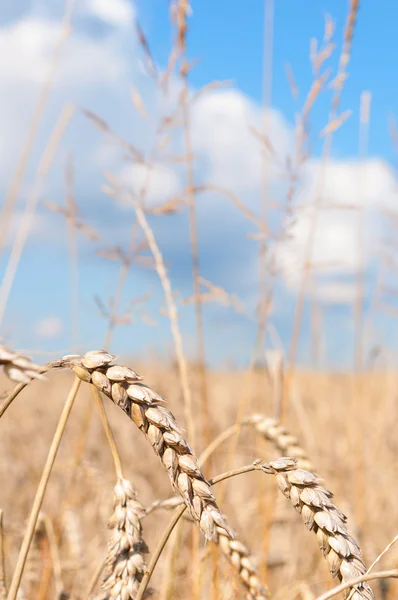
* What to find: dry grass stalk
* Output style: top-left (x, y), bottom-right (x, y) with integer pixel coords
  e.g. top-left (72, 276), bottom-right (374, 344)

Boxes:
top-left (260, 458), bottom-right (374, 600)
top-left (0, 344), bottom-right (45, 384)
top-left (6, 377), bottom-right (81, 600)
top-left (33, 513), bottom-right (64, 600)
top-left (54, 351), bottom-right (233, 541)
top-left (286, 1), bottom-right (360, 422)
top-left (101, 478), bottom-right (149, 600)
top-left (175, 0), bottom-right (211, 479)
top-left (0, 103), bottom-right (75, 329)
top-left (0, 0), bottom-right (75, 262)
top-left (133, 203), bottom-right (196, 446)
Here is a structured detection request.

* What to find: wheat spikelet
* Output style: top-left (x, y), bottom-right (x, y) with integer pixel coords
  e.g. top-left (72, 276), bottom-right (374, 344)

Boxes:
top-left (54, 350), bottom-right (233, 542)
top-left (102, 478), bottom-right (149, 600)
top-left (0, 345), bottom-right (45, 384)
top-left (244, 415), bottom-right (313, 470)
top-left (146, 495), bottom-right (268, 599)
top-left (260, 458), bottom-right (374, 600)
top-left (215, 526), bottom-right (269, 600)
top-left (213, 416), bottom-right (310, 599)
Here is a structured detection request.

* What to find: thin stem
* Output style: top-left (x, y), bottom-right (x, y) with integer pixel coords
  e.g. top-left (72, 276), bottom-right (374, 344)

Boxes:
top-left (285, 0), bottom-right (360, 421)
top-left (218, 329), bottom-right (266, 505)
top-left (91, 387), bottom-right (123, 479)
top-left (135, 505), bottom-right (187, 600)
top-left (315, 570), bottom-right (398, 600)
top-left (104, 151), bottom-right (156, 350)
top-left (197, 423), bottom-right (242, 467)
top-left (179, 20), bottom-right (208, 458)
top-left (159, 520), bottom-right (185, 600)
top-left (0, 104), bottom-right (76, 328)
top-left (346, 533), bottom-right (398, 600)
top-left (258, 0), bottom-right (274, 345)
top-left (6, 377), bottom-right (81, 600)
top-left (352, 90), bottom-right (371, 538)
top-left (209, 464), bottom-right (257, 486)
top-left (0, 0), bottom-right (75, 261)
top-left (0, 357), bottom-right (53, 420)
top-left (134, 203), bottom-right (195, 445)
top-left (65, 157), bottom-right (80, 349)
top-left (37, 515), bottom-right (64, 600)
top-left (0, 383), bottom-right (27, 420)
top-left (82, 556), bottom-right (106, 600)
top-left (368, 534), bottom-right (398, 573)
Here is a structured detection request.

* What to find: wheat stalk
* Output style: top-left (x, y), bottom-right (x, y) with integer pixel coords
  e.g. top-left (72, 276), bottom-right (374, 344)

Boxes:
top-left (0, 345), bottom-right (45, 384)
top-left (259, 458), bottom-right (374, 600)
top-left (53, 350), bottom-right (233, 542)
top-left (101, 478), bottom-right (149, 600)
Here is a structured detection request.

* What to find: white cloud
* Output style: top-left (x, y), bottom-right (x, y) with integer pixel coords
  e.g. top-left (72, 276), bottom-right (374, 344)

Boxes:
top-left (83, 0), bottom-right (134, 25)
top-left (1, 1), bottom-right (396, 327)
top-left (191, 89), bottom-right (292, 194)
top-left (273, 158), bottom-right (396, 303)
top-left (315, 281), bottom-right (357, 304)
top-left (301, 159), bottom-right (395, 209)
top-left (35, 316), bottom-right (64, 338)
top-left (0, 17), bottom-right (129, 86)
top-left (0, 12), bottom-right (137, 184)
top-left (119, 162), bottom-right (181, 206)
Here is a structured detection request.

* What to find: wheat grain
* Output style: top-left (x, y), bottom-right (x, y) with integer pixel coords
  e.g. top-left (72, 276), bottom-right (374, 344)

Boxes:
top-left (54, 350), bottom-right (233, 542)
top-left (0, 345), bottom-right (45, 384)
top-left (259, 458), bottom-right (374, 600)
top-left (102, 478), bottom-right (149, 600)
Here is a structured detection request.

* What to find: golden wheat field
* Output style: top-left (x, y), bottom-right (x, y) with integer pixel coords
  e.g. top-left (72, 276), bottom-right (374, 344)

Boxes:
top-left (2, 363), bottom-right (398, 600)
top-left (1, 0), bottom-right (398, 599)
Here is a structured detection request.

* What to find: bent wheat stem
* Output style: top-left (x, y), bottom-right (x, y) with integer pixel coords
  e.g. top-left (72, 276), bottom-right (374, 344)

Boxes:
top-left (6, 377), bottom-right (81, 600)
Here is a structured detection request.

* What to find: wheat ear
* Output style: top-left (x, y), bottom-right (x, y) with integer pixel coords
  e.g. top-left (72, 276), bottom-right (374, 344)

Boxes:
top-left (215, 526), bottom-right (269, 600)
top-left (102, 478), bottom-right (149, 600)
top-left (147, 411), bottom-right (315, 600)
top-left (244, 415), bottom-right (313, 470)
top-left (0, 344), bottom-right (45, 384)
top-left (259, 458), bottom-right (374, 600)
top-left (146, 497), bottom-right (269, 599)
top-left (54, 350), bottom-right (233, 541)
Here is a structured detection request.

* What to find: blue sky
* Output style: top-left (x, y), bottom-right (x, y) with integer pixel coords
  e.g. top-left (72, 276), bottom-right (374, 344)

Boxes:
top-left (1, 0), bottom-right (398, 369)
